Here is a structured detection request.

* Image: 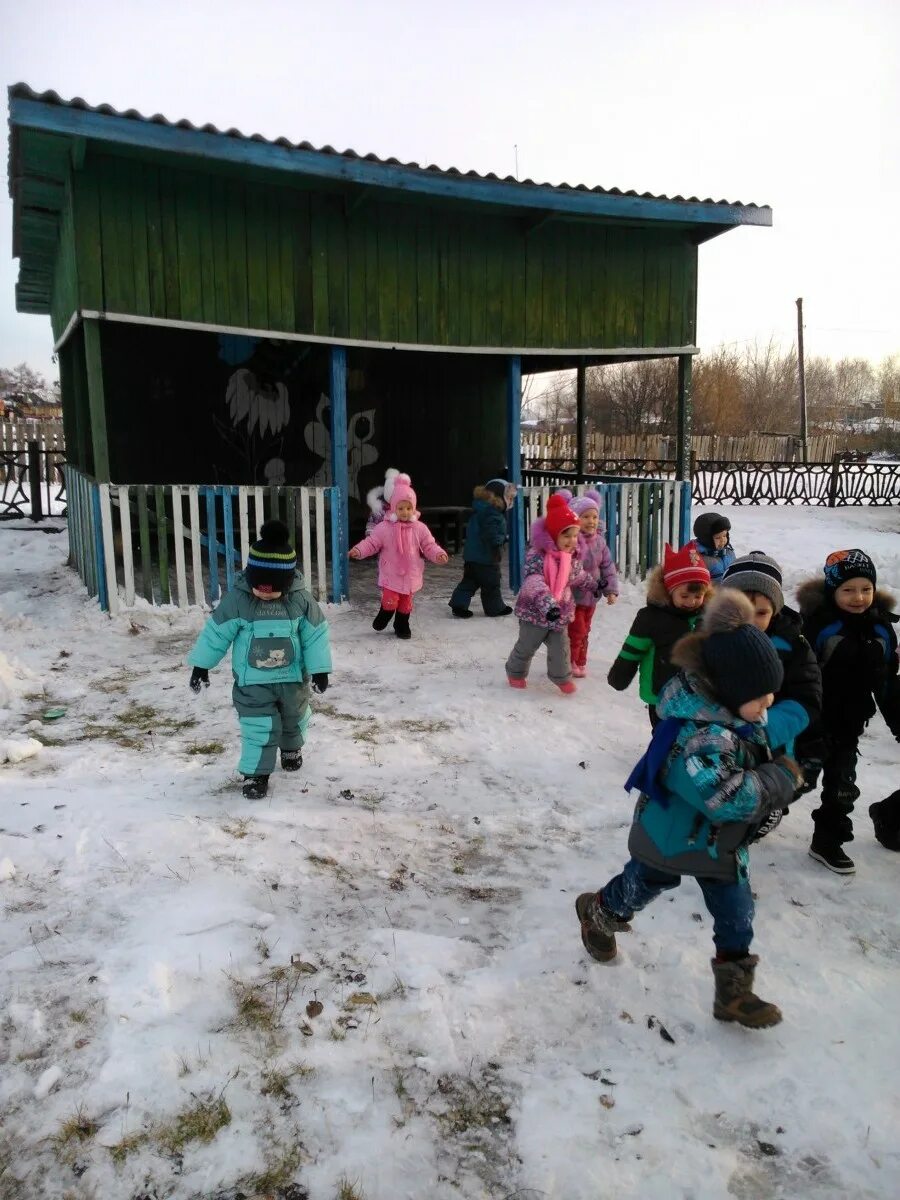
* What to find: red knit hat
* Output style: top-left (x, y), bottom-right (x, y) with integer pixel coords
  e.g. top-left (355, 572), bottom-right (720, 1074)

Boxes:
top-left (662, 541), bottom-right (711, 591)
top-left (544, 493), bottom-right (580, 542)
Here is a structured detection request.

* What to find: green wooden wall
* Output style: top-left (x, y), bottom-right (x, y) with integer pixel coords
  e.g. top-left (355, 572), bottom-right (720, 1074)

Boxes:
top-left (59, 152), bottom-right (698, 351)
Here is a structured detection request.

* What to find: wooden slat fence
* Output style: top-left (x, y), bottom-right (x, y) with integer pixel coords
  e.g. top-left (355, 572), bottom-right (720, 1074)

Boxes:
top-left (66, 467), bottom-right (341, 613)
top-left (521, 431), bottom-right (837, 464)
top-left (519, 478), bottom-right (692, 584)
top-left (0, 420), bottom-right (66, 481)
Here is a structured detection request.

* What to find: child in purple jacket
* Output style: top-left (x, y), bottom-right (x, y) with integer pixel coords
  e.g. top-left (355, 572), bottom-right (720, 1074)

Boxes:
top-left (505, 493), bottom-right (588, 694)
top-left (559, 489), bottom-right (619, 677)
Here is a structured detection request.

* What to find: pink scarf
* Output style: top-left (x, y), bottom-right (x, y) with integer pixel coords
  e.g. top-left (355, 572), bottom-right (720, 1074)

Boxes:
top-left (543, 549), bottom-right (572, 601)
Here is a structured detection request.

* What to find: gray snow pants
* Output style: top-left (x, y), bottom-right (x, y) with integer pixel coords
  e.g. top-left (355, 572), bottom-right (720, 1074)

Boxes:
top-left (505, 621), bottom-right (572, 684)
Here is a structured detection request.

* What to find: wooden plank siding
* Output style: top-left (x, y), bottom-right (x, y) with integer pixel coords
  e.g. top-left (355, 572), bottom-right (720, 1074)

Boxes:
top-left (64, 153), bottom-right (699, 351)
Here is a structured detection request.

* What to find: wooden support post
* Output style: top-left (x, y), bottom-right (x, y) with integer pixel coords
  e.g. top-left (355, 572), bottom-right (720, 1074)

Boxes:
top-left (676, 354), bottom-right (693, 483)
top-left (576, 362), bottom-right (587, 479)
top-left (506, 355), bottom-right (523, 591)
top-left (329, 346), bottom-right (350, 601)
top-left (82, 317), bottom-right (111, 482)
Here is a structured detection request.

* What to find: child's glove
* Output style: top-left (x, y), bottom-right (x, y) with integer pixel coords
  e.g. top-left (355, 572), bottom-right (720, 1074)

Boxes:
top-left (546, 606), bottom-right (561, 623)
top-left (189, 667), bottom-right (209, 693)
top-left (773, 754), bottom-right (804, 790)
top-left (311, 673), bottom-right (329, 694)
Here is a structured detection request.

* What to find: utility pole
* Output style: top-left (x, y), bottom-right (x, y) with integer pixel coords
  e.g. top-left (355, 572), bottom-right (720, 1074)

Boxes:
top-left (796, 297), bottom-right (808, 463)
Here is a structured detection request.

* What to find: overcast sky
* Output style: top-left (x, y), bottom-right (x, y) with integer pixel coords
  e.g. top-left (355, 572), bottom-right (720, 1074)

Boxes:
top-left (1, 0), bottom-right (897, 382)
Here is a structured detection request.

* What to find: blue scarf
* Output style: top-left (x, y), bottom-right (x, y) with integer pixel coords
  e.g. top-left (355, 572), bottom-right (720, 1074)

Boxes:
top-left (624, 717), bottom-right (683, 808)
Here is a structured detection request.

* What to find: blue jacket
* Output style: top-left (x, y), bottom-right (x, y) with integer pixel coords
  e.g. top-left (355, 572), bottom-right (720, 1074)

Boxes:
top-left (188, 574), bottom-right (332, 687)
top-left (463, 487), bottom-right (509, 565)
top-left (696, 540), bottom-right (736, 582)
top-left (627, 674), bottom-right (796, 881)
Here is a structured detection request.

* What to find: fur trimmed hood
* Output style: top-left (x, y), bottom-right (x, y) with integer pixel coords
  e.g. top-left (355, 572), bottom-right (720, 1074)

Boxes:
top-left (473, 484), bottom-right (507, 510)
top-left (529, 517), bottom-right (559, 554)
top-left (796, 576), bottom-right (897, 618)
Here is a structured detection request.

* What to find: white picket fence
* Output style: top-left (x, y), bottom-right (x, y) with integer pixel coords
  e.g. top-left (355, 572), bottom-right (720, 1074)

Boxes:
top-left (67, 468), bottom-right (341, 614)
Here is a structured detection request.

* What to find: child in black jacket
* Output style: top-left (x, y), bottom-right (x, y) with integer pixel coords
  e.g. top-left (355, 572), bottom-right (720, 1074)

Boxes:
top-left (722, 552), bottom-right (823, 838)
top-left (608, 541), bottom-right (712, 725)
top-left (798, 549), bottom-right (900, 874)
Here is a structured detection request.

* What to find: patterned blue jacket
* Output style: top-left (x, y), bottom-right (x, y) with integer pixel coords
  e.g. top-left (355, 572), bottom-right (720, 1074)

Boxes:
top-left (627, 673), bottom-right (796, 881)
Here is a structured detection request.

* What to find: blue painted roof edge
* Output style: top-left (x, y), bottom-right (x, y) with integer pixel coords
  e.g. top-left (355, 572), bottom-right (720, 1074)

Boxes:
top-left (9, 91), bottom-right (772, 229)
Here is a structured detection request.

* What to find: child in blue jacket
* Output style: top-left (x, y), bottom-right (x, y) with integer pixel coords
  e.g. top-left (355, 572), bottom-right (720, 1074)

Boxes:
top-left (187, 520), bottom-right (332, 799)
top-left (449, 478), bottom-right (516, 618)
top-left (693, 511), bottom-right (736, 582)
top-left (576, 589), bottom-right (802, 1028)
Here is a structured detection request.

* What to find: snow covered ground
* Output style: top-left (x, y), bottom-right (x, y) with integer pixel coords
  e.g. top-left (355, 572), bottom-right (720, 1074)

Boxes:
top-left (1, 505), bottom-right (898, 1200)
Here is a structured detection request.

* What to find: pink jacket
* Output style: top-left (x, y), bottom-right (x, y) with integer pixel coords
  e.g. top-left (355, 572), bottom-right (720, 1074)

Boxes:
top-left (351, 519), bottom-right (447, 595)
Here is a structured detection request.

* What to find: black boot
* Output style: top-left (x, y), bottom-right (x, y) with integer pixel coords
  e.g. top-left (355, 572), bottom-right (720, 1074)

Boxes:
top-left (870, 791), bottom-right (900, 851)
top-left (372, 607), bottom-right (394, 631)
top-left (242, 775), bottom-right (270, 800)
top-left (486, 605), bottom-right (513, 617)
top-left (711, 955), bottom-right (782, 1028)
top-left (281, 749), bottom-right (303, 772)
top-left (451, 605), bottom-right (473, 619)
top-left (394, 612), bottom-right (411, 639)
top-left (809, 834), bottom-right (855, 874)
top-left (575, 892), bottom-right (632, 963)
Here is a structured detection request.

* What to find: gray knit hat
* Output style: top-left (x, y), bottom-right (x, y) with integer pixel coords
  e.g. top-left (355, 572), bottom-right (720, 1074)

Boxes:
top-left (722, 551), bottom-right (785, 614)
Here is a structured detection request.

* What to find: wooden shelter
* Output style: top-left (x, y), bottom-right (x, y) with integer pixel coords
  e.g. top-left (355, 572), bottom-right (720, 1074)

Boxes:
top-left (8, 84), bottom-right (770, 601)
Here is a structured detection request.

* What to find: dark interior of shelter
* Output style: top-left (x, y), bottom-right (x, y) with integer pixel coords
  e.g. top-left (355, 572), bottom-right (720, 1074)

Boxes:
top-left (59, 323), bottom-right (506, 527)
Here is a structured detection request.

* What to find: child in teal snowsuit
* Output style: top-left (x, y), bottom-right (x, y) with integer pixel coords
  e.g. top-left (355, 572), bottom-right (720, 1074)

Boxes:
top-left (187, 520), bottom-right (332, 799)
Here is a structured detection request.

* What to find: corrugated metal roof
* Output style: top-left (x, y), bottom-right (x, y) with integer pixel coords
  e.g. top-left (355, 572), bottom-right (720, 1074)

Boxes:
top-left (7, 83), bottom-right (767, 211)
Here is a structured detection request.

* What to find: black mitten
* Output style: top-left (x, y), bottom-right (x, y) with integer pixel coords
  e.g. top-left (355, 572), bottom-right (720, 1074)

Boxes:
top-left (189, 667), bottom-right (209, 693)
top-left (312, 673), bottom-right (329, 694)
top-left (546, 606), bottom-right (561, 623)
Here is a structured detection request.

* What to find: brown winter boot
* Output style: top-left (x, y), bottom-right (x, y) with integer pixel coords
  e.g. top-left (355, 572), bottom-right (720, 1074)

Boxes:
top-left (575, 893), bottom-right (632, 963)
top-left (711, 955), bottom-right (782, 1028)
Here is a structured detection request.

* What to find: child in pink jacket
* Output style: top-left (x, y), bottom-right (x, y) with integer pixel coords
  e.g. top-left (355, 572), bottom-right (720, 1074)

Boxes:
top-left (349, 472), bottom-right (449, 639)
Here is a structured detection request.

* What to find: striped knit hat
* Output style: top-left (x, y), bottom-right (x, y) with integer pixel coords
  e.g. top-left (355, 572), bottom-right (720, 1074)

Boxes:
top-left (245, 520), bottom-right (297, 593)
top-left (722, 551), bottom-right (785, 614)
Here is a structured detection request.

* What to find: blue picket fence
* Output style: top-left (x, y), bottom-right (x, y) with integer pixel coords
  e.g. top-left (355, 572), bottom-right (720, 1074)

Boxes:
top-left (515, 477), bottom-right (692, 589)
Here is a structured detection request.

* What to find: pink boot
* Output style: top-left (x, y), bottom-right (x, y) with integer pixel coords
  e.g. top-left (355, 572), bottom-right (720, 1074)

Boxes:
top-left (556, 680), bottom-right (577, 695)
top-left (507, 676), bottom-right (527, 689)
top-left (571, 664), bottom-right (586, 678)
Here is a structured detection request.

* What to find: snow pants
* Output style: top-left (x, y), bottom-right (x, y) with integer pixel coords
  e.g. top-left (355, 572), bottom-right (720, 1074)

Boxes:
top-left (811, 735), bottom-right (860, 845)
top-left (449, 562), bottom-right (507, 615)
top-left (602, 857), bottom-right (755, 956)
top-left (380, 588), bottom-right (413, 615)
top-left (505, 622), bottom-right (572, 685)
top-left (233, 681), bottom-right (311, 777)
top-left (567, 604), bottom-right (596, 668)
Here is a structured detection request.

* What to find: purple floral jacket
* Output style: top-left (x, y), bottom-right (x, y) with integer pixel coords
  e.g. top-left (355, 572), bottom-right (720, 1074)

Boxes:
top-left (514, 518), bottom-right (588, 630)
top-left (571, 527), bottom-right (620, 609)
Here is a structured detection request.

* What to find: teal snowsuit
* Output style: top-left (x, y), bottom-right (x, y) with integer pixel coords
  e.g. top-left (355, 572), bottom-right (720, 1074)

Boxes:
top-left (188, 573), bottom-right (332, 777)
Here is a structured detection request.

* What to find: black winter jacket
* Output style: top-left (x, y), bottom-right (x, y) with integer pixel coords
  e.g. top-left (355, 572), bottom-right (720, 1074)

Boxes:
top-left (608, 568), bottom-right (708, 704)
top-left (797, 579), bottom-right (900, 739)
top-left (767, 605), bottom-right (823, 758)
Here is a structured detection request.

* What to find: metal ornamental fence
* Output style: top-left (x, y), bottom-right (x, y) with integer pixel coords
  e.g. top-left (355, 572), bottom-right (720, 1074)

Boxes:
top-left (0, 441), bottom-right (66, 521)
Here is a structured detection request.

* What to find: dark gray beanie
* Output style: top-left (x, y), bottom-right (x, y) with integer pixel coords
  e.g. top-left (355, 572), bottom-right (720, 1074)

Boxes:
top-left (700, 590), bottom-right (784, 712)
top-left (722, 551), bottom-right (785, 614)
